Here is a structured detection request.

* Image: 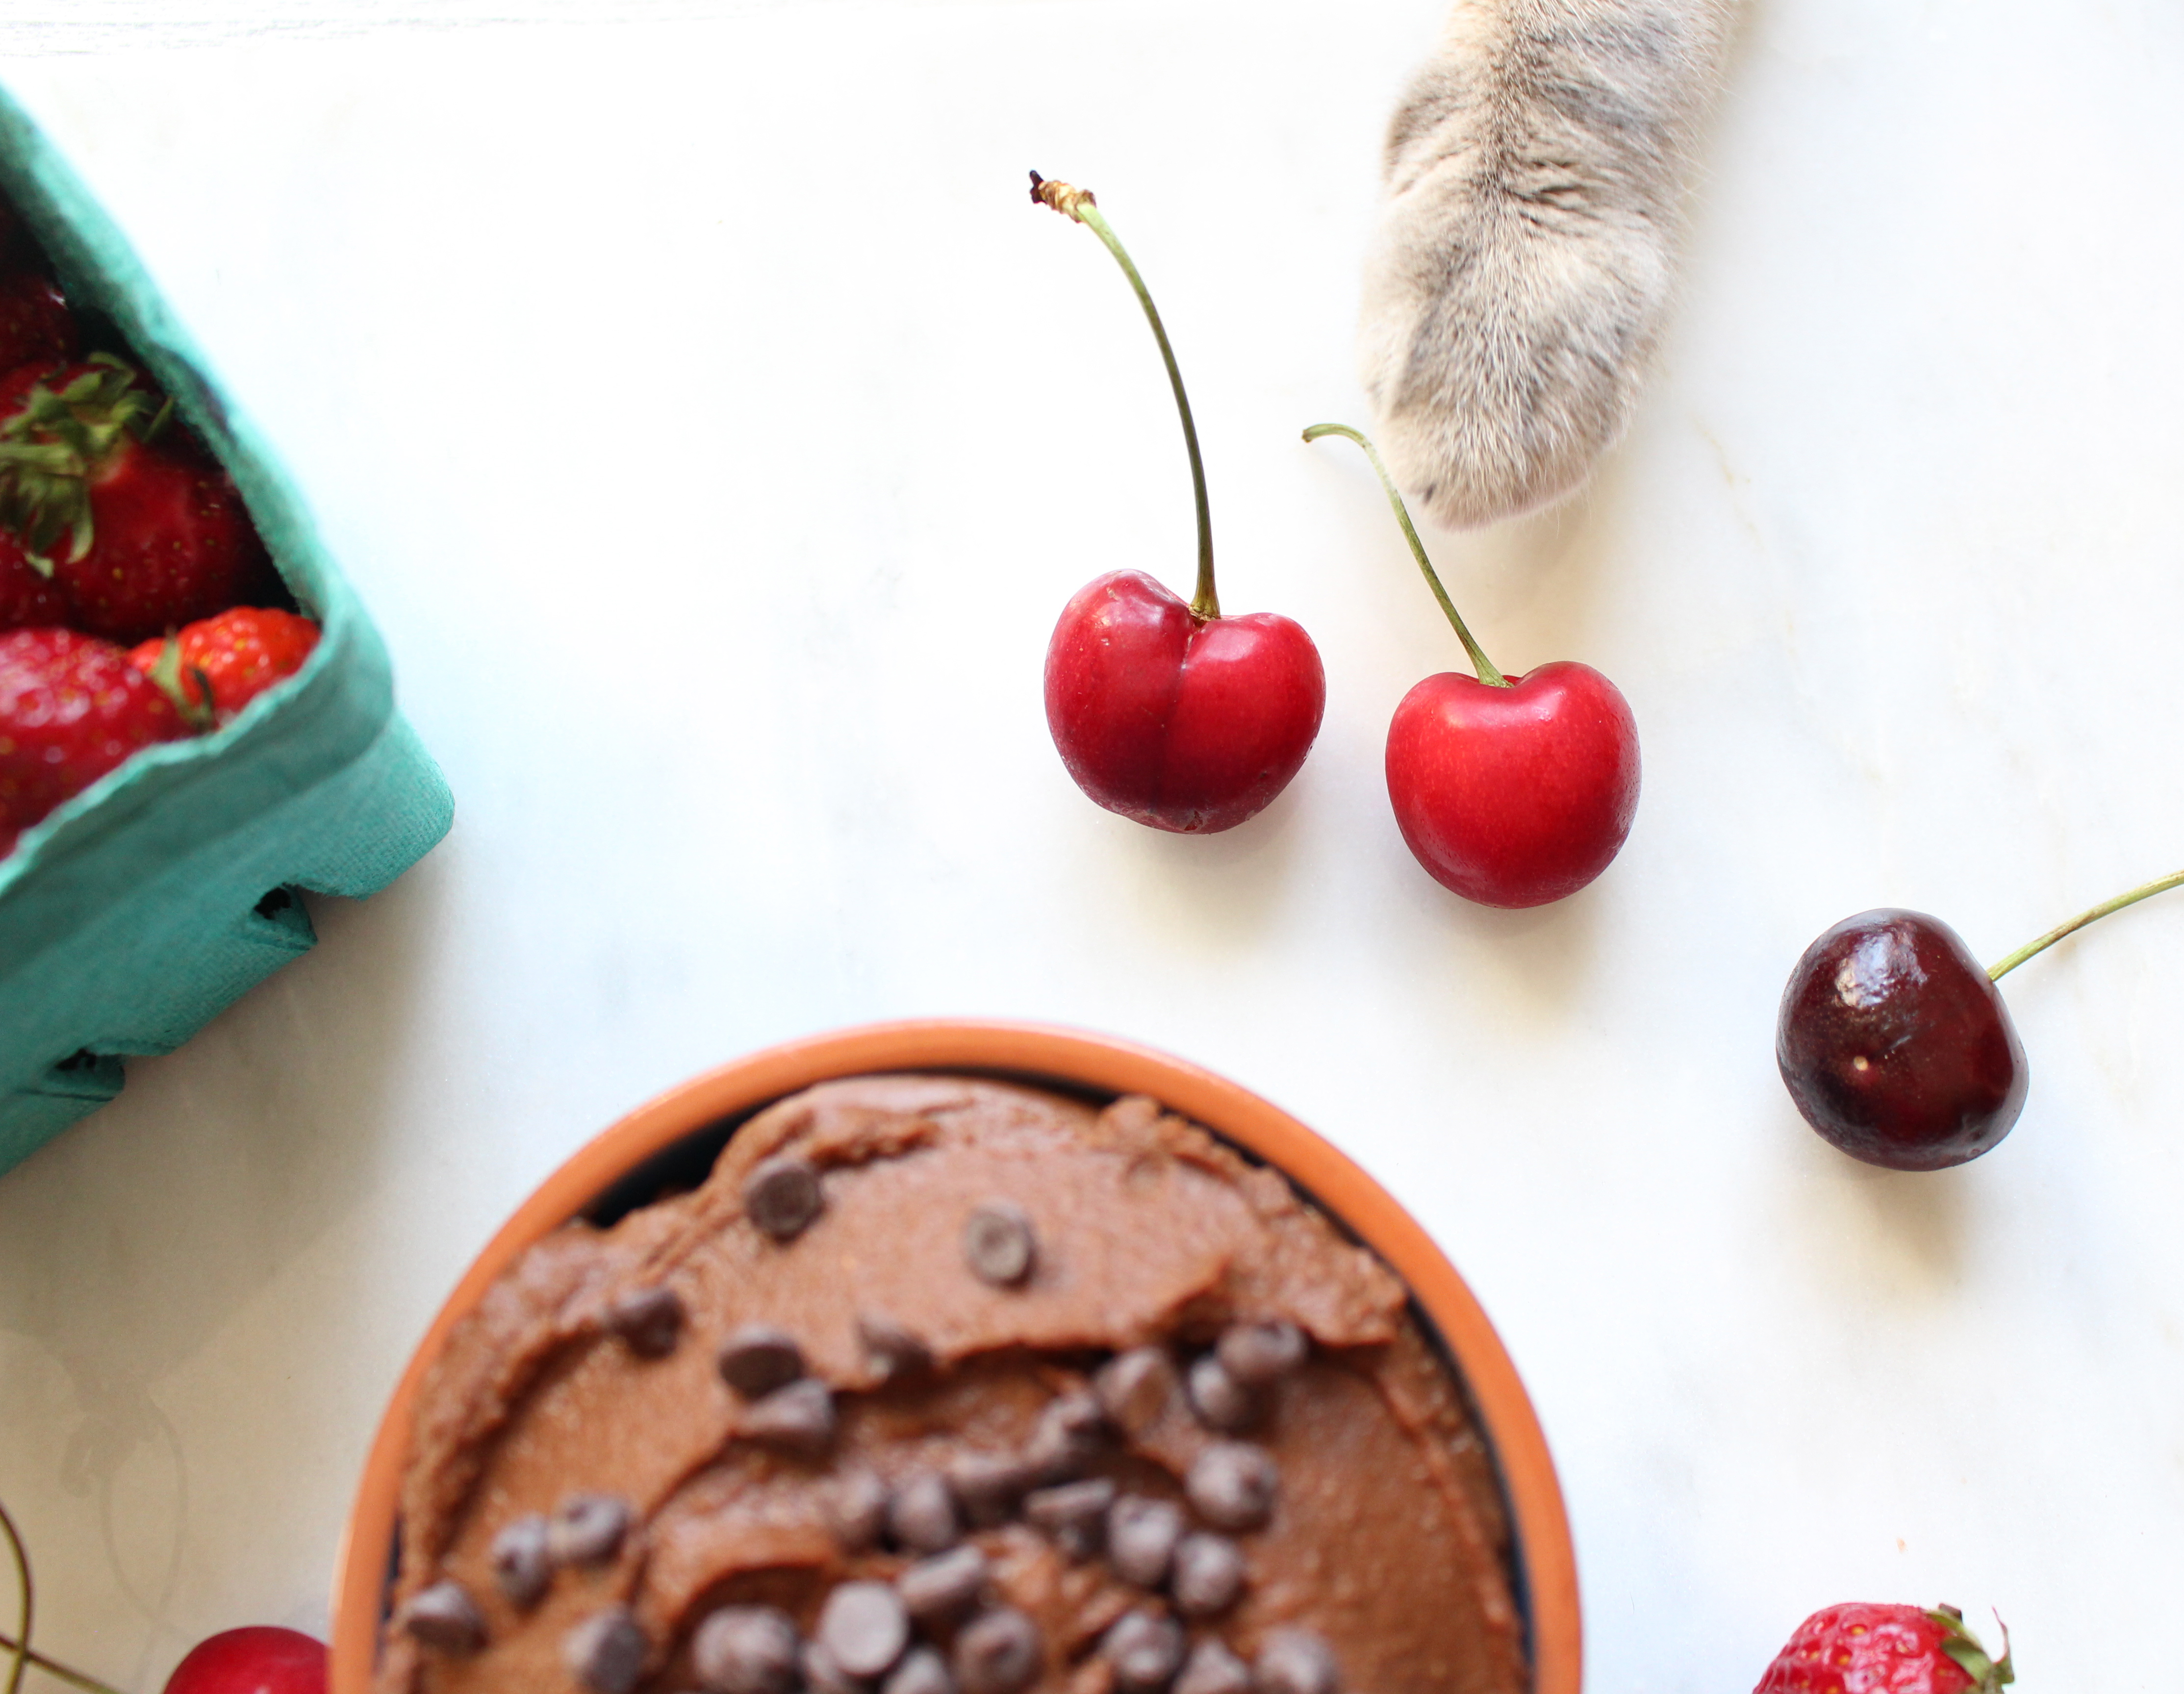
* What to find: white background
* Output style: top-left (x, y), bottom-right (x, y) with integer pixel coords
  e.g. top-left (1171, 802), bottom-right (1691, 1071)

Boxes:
top-left (2, 1), bottom-right (2183, 1688)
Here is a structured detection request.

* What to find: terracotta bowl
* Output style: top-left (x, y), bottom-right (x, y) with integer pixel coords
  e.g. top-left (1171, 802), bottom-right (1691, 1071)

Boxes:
top-left (330, 1020), bottom-right (1581, 1694)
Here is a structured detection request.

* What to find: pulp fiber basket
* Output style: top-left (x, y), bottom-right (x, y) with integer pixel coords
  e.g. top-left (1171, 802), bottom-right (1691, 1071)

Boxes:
top-left (0, 86), bottom-right (454, 1176)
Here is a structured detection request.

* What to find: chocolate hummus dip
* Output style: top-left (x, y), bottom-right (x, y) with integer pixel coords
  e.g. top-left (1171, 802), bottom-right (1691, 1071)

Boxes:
top-left (379, 1076), bottom-right (1528, 1694)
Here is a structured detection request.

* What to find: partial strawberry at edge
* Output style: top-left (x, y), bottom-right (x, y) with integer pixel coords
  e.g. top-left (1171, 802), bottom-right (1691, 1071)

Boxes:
top-left (129, 606), bottom-right (320, 723)
top-left (1755, 1603), bottom-right (2013, 1694)
top-left (0, 625), bottom-right (189, 840)
top-left (0, 355), bottom-right (278, 645)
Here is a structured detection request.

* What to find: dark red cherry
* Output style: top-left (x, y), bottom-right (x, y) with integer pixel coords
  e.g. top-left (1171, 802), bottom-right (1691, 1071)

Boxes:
top-left (1776, 909), bottom-right (2028, 1170)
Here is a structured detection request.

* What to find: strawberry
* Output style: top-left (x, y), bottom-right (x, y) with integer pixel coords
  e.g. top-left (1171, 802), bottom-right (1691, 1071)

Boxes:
top-left (0, 625), bottom-right (189, 844)
top-left (0, 354), bottom-right (276, 644)
top-left (1756, 1604), bottom-right (2012, 1694)
top-left (0, 270), bottom-right (76, 377)
top-left (128, 606), bottom-right (319, 723)
top-left (0, 524), bottom-right (67, 630)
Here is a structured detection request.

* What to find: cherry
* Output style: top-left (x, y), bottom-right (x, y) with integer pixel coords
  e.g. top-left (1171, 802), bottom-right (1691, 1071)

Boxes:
top-left (1778, 869), bottom-right (2184, 1169)
top-left (162, 1630), bottom-right (327, 1694)
top-left (1032, 174), bottom-right (1325, 833)
top-left (1303, 424), bottom-right (1639, 907)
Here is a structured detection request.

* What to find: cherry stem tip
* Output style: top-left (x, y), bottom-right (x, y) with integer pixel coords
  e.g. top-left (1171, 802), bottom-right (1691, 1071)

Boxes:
top-left (1301, 423), bottom-right (1506, 686)
top-left (1988, 866), bottom-right (2184, 980)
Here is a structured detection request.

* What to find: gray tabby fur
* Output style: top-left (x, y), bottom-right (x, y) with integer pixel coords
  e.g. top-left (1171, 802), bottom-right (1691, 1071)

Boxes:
top-left (1358, 0), bottom-right (1735, 528)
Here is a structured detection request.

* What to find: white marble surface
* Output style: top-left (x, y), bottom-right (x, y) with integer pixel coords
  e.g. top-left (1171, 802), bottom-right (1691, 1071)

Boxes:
top-left (2, 1), bottom-right (2183, 1687)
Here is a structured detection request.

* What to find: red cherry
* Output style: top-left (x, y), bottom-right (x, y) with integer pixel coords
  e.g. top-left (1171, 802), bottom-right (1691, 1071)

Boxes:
top-left (1045, 570), bottom-right (1323, 833)
top-left (1031, 175), bottom-right (1323, 834)
top-left (1385, 659), bottom-right (1640, 908)
top-left (162, 1628), bottom-right (326, 1694)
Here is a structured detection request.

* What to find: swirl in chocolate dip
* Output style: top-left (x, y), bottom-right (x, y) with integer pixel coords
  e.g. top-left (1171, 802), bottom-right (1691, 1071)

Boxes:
top-left (379, 1076), bottom-right (1528, 1694)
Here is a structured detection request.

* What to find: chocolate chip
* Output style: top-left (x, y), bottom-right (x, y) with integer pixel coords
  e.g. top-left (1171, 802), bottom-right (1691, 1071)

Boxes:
top-left (963, 1201), bottom-right (1035, 1286)
top-left (717, 1324), bottom-right (807, 1398)
top-left (745, 1156), bottom-right (824, 1240)
top-left (1169, 1532), bottom-right (1245, 1618)
top-left (1252, 1631), bottom-right (1338, 1694)
top-left (564, 1607), bottom-right (649, 1694)
top-left (489, 1513), bottom-right (552, 1609)
top-left (1185, 1355), bottom-right (1258, 1432)
top-left (888, 1471), bottom-right (960, 1552)
top-left (818, 1580), bottom-right (912, 1678)
top-left (604, 1285), bottom-right (685, 1358)
top-left (399, 1579), bottom-right (485, 1653)
top-left (858, 1310), bottom-right (933, 1379)
top-left (1106, 1494), bottom-right (1184, 1588)
top-left (802, 1643), bottom-right (865, 1694)
top-left (946, 1449), bottom-right (1034, 1526)
top-left (826, 1468), bottom-right (891, 1551)
top-left (1102, 1611), bottom-right (1186, 1694)
top-left (1175, 1641), bottom-right (1252, 1694)
top-left (953, 1608), bottom-right (1043, 1694)
top-left (741, 1378), bottom-right (836, 1454)
top-left (1093, 1347), bottom-right (1177, 1437)
top-left (1024, 1390), bottom-right (1107, 1482)
top-left (1215, 1319), bottom-right (1306, 1387)
top-left (885, 1646), bottom-right (956, 1694)
top-left (1185, 1442), bottom-right (1277, 1532)
top-left (548, 1493), bottom-right (633, 1567)
top-left (1024, 1477), bottom-right (1115, 1560)
top-left (896, 1545), bottom-right (989, 1620)
top-left (692, 1605), bottom-right (803, 1694)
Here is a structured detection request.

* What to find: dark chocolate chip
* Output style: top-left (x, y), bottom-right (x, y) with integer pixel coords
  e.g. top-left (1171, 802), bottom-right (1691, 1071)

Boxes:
top-left (604, 1285), bottom-right (685, 1358)
top-left (802, 1643), bottom-right (865, 1694)
top-left (1102, 1610), bottom-right (1186, 1694)
top-left (826, 1469), bottom-right (892, 1551)
top-left (888, 1471), bottom-right (960, 1551)
top-left (858, 1310), bottom-right (933, 1379)
top-left (745, 1156), bottom-right (824, 1241)
top-left (1175, 1641), bottom-right (1252, 1694)
top-left (1093, 1347), bottom-right (1177, 1437)
top-left (885, 1645), bottom-right (956, 1694)
top-left (1215, 1319), bottom-right (1306, 1387)
top-left (489, 1513), bottom-right (552, 1609)
top-left (564, 1607), bottom-right (649, 1694)
top-left (1024, 1477), bottom-right (1115, 1560)
top-left (548, 1493), bottom-right (633, 1567)
top-left (1252, 1631), bottom-right (1338, 1694)
top-left (946, 1450), bottom-right (1034, 1527)
top-left (818, 1580), bottom-right (912, 1678)
top-left (399, 1580), bottom-right (485, 1653)
top-left (1024, 1390), bottom-right (1107, 1482)
top-left (1106, 1494), bottom-right (1184, 1588)
top-left (741, 1378), bottom-right (837, 1454)
top-left (1185, 1355), bottom-right (1258, 1433)
top-left (963, 1201), bottom-right (1035, 1286)
top-left (1169, 1532), bottom-right (1246, 1618)
top-left (952, 1608), bottom-right (1043, 1694)
top-left (1185, 1442), bottom-right (1277, 1532)
top-left (717, 1324), bottom-right (807, 1398)
top-left (896, 1545), bottom-right (989, 1620)
top-left (692, 1604), bottom-right (803, 1694)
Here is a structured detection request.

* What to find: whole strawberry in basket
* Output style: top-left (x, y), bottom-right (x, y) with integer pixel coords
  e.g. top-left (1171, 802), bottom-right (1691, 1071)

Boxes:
top-left (0, 624), bottom-right (188, 851)
top-left (0, 354), bottom-right (275, 644)
top-left (129, 606), bottom-right (320, 724)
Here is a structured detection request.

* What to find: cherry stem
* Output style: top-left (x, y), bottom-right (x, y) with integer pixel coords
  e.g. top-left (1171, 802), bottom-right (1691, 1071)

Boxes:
top-left (1031, 172), bottom-right (1218, 620)
top-left (1988, 867), bottom-right (2184, 981)
top-left (1301, 423), bottom-right (1508, 687)
top-left (0, 1501), bottom-right (125, 1694)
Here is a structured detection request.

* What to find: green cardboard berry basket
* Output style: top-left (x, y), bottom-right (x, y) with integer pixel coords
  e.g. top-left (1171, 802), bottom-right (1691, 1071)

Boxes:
top-left (0, 86), bottom-right (454, 1176)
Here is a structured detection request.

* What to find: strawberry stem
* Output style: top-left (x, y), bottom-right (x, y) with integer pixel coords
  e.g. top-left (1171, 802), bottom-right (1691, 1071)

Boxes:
top-left (1031, 172), bottom-right (1218, 620)
top-left (1302, 423), bottom-right (1508, 687)
top-left (1987, 867), bottom-right (2184, 980)
top-left (0, 1499), bottom-right (126, 1694)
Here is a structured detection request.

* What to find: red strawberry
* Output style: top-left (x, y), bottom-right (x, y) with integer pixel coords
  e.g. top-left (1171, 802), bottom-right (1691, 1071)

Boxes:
top-left (1756, 1604), bottom-right (2012, 1694)
top-left (0, 270), bottom-right (77, 376)
top-left (0, 625), bottom-right (189, 843)
top-left (128, 606), bottom-right (319, 722)
top-left (0, 354), bottom-right (275, 644)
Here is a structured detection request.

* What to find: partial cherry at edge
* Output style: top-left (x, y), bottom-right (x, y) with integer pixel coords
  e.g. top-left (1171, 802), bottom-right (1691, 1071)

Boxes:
top-left (1384, 660), bottom-right (1641, 909)
top-left (1044, 569), bottom-right (1326, 834)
